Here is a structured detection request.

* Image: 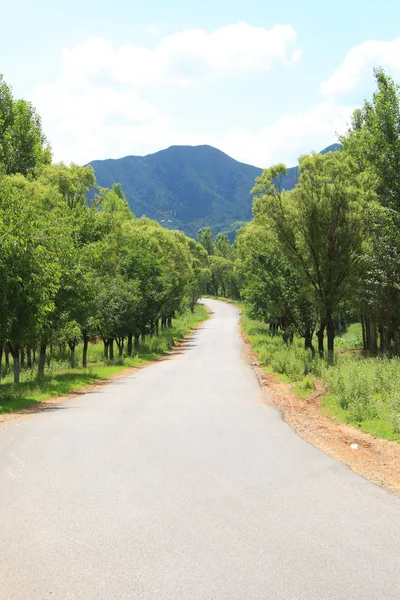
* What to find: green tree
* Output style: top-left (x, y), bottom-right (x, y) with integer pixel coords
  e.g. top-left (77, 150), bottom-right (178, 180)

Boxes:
top-left (341, 68), bottom-right (400, 211)
top-left (0, 75), bottom-right (51, 176)
top-left (252, 152), bottom-right (370, 360)
top-left (0, 174), bottom-right (62, 381)
top-left (198, 226), bottom-right (215, 255)
top-left (215, 233), bottom-right (231, 258)
top-left (236, 222), bottom-right (317, 351)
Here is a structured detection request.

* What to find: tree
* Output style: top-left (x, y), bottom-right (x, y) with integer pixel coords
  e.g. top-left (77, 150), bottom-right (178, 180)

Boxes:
top-left (0, 174), bottom-right (62, 381)
top-left (215, 233), bottom-right (231, 258)
top-left (236, 222), bottom-right (317, 351)
top-left (340, 68), bottom-right (400, 211)
top-left (0, 75), bottom-right (51, 176)
top-left (209, 255), bottom-right (233, 297)
top-left (340, 68), bottom-right (400, 354)
top-left (198, 227), bottom-right (215, 255)
top-left (252, 152), bottom-right (370, 360)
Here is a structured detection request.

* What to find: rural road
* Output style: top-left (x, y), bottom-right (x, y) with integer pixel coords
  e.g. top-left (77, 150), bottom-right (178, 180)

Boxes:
top-left (1, 299), bottom-right (400, 599)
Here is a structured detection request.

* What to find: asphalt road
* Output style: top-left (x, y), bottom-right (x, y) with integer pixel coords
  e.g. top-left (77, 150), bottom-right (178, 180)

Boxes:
top-left (1, 299), bottom-right (400, 599)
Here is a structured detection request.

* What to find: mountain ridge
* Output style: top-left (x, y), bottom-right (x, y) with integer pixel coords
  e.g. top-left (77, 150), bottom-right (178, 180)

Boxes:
top-left (89, 143), bottom-right (341, 238)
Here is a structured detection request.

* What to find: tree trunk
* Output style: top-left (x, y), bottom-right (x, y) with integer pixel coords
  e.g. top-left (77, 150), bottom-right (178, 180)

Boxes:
top-left (394, 328), bottom-right (400, 356)
top-left (0, 342), bottom-right (3, 381)
top-left (38, 343), bottom-right (46, 378)
top-left (161, 317), bottom-right (166, 330)
top-left (5, 346), bottom-right (10, 368)
top-left (384, 328), bottom-right (391, 356)
top-left (103, 340), bottom-right (109, 359)
top-left (127, 333), bottom-right (133, 357)
top-left (9, 343), bottom-right (21, 384)
top-left (27, 346), bottom-right (32, 368)
top-left (82, 333), bottom-right (89, 368)
top-left (20, 346), bottom-right (25, 369)
top-left (134, 334), bottom-right (140, 350)
top-left (108, 338), bottom-right (114, 360)
top-left (68, 340), bottom-right (77, 369)
top-left (361, 315), bottom-right (367, 351)
top-left (304, 330), bottom-right (315, 357)
top-left (378, 325), bottom-right (384, 352)
top-left (316, 320), bottom-right (326, 358)
top-left (14, 352), bottom-right (20, 384)
top-left (116, 337), bottom-right (124, 357)
top-left (369, 320), bottom-right (377, 355)
top-left (326, 314), bottom-right (335, 363)
top-left (365, 316), bottom-right (371, 351)
top-left (167, 316), bottom-right (172, 329)
top-left (155, 320), bottom-right (159, 336)
top-left (141, 330), bottom-right (146, 343)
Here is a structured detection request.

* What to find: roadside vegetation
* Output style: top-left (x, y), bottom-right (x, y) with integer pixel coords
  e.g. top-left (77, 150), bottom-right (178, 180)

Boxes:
top-left (0, 305), bottom-right (207, 413)
top-left (198, 70), bottom-right (400, 443)
top-left (241, 310), bottom-right (400, 442)
top-left (0, 74), bottom-right (211, 406)
top-left (2, 66), bottom-right (400, 440)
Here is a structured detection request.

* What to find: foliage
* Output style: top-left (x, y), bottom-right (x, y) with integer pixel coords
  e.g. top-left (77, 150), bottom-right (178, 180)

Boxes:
top-left (0, 74), bottom-right (214, 386)
top-left (0, 74), bottom-right (51, 176)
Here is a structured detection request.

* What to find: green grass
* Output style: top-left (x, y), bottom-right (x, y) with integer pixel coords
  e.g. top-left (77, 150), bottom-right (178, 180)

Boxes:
top-left (240, 307), bottom-right (400, 443)
top-left (0, 304), bottom-right (208, 414)
top-left (293, 376), bottom-right (316, 398)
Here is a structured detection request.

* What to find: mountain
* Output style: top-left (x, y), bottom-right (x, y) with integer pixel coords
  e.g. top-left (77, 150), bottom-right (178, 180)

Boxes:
top-left (89, 143), bottom-right (341, 239)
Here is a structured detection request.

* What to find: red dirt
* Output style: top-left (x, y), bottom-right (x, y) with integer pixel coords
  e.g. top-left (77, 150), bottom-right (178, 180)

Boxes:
top-left (241, 328), bottom-right (400, 495)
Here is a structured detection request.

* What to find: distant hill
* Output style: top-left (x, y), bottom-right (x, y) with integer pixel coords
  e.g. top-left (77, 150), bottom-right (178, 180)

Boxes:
top-left (89, 143), bottom-right (341, 239)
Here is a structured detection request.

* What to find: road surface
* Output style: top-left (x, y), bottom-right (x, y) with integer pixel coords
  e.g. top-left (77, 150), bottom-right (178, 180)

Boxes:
top-left (1, 299), bottom-right (400, 599)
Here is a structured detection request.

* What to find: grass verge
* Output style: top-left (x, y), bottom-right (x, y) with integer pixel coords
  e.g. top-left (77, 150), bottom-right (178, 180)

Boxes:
top-left (240, 306), bottom-right (400, 443)
top-left (0, 304), bottom-right (208, 414)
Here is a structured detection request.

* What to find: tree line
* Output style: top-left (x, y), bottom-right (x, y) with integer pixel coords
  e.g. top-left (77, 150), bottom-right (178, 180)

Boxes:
top-left (0, 75), bottom-right (211, 383)
top-left (234, 68), bottom-right (400, 361)
top-left (197, 69), bottom-right (400, 364)
top-left (3, 67), bottom-right (400, 382)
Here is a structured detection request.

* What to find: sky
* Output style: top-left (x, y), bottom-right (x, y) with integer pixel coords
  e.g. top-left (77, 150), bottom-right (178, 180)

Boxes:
top-left (1, 0), bottom-right (400, 168)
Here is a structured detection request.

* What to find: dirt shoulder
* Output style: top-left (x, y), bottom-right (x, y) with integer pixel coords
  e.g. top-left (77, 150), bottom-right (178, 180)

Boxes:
top-left (241, 327), bottom-right (400, 495)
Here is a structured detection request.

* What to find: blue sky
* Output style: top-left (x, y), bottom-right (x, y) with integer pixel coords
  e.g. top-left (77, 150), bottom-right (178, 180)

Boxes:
top-left (2, 0), bottom-right (400, 167)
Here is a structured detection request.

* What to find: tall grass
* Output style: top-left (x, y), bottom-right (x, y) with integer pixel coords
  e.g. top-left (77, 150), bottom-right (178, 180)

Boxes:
top-left (0, 304), bottom-right (208, 414)
top-left (241, 311), bottom-right (400, 442)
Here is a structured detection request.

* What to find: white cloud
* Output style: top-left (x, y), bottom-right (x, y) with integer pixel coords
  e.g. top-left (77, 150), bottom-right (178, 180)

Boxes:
top-left (32, 80), bottom-right (172, 163)
top-left (322, 37), bottom-right (400, 95)
top-left (212, 102), bottom-right (353, 168)
top-left (59, 22), bottom-right (301, 88)
top-left (31, 22), bottom-right (302, 164)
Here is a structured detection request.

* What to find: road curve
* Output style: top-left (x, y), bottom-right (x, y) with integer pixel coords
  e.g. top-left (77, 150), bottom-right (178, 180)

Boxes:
top-left (1, 299), bottom-right (400, 599)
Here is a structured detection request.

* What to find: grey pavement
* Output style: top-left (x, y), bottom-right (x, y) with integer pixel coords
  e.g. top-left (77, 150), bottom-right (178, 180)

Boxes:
top-left (0, 298), bottom-right (399, 599)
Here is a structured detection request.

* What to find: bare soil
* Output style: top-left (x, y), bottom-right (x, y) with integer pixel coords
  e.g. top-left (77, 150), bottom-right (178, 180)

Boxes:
top-left (241, 328), bottom-right (400, 495)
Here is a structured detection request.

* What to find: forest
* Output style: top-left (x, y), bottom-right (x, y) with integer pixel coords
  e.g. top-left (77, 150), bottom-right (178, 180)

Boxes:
top-left (1, 68), bottom-right (400, 440)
